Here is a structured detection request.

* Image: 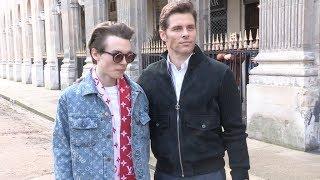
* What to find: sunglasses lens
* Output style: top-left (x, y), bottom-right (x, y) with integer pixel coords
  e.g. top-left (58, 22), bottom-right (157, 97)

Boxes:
top-left (126, 53), bottom-right (136, 63)
top-left (113, 53), bottom-right (124, 63)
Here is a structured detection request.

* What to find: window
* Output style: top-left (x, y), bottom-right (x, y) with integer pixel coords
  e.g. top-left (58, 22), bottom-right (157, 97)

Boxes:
top-left (209, 0), bottom-right (227, 37)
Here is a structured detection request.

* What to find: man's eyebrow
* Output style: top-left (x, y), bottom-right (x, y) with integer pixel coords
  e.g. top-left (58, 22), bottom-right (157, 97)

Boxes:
top-left (170, 25), bottom-right (183, 28)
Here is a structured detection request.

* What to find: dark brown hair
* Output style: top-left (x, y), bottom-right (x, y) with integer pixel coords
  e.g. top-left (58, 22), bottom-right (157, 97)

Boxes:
top-left (88, 22), bottom-right (134, 64)
top-left (159, 1), bottom-right (197, 31)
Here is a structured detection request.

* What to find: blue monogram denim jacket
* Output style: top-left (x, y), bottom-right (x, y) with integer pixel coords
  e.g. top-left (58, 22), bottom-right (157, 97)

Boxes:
top-left (53, 73), bottom-right (151, 180)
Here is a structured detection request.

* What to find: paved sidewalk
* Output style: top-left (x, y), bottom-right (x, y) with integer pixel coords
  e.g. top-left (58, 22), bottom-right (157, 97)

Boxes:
top-left (1, 78), bottom-right (320, 180)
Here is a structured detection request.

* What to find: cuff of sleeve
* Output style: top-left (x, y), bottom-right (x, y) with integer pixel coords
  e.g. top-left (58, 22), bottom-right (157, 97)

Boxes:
top-left (230, 168), bottom-right (249, 180)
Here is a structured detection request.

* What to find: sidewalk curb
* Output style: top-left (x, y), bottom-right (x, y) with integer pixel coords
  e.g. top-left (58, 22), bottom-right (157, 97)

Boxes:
top-left (0, 93), bottom-right (55, 122)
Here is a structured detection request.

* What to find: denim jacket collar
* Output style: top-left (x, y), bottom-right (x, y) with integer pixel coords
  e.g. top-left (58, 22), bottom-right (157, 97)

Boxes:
top-left (80, 69), bottom-right (143, 97)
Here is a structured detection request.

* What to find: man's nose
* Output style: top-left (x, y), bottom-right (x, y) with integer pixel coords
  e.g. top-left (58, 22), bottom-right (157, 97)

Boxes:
top-left (119, 56), bottom-right (128, 65)
top-left (181, 28), bottom-right (189, 38)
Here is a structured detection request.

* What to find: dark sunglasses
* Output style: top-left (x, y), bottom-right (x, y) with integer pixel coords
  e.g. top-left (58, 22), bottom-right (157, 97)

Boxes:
top-left (101, 50), bottom-right (136, 63)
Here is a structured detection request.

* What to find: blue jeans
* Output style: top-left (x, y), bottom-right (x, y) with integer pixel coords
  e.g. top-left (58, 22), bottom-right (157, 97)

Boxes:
top-left (154, 169), bottom-right (226, 180)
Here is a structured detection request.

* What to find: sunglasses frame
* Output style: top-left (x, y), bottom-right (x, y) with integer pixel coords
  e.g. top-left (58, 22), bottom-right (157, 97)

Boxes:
top-left (101, 50), bottom-right (136, 63)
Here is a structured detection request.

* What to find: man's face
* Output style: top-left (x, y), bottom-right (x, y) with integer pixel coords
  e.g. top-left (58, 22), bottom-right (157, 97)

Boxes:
top-left (160, 13), bottom-right (196, 57)
top-left (95, 35), bottom-right (132, 80)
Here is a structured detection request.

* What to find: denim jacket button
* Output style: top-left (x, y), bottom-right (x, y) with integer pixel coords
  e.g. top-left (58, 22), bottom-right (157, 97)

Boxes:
top-left (106, 157), bottom-right (111, 162)
top-left (107, 134), bottom-right (111, 139)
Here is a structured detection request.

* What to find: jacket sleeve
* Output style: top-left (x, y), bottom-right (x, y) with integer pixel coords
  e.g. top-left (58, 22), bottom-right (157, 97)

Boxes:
top-left (52, 95), bottom-right (73, 180)
top-left (137, 70), bottom-right (146, 90)
top-left (218, 68), bottom-right (250, 180)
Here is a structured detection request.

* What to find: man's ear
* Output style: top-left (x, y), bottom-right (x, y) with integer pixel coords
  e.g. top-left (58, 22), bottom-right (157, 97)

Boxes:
top-left (91, 48), bottom-right (100, 63)
top-left (159, 30), bottom-right (167, 42)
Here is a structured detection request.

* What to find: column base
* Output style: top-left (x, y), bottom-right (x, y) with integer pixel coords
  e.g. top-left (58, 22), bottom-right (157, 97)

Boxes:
top-left (6, 63), bottom-right (14, 80)
top-left (125, 60), bottom-right (139, 81)
top-left (60, 62), bottom-right (76, 90)
top-left (21, 61), bottom-right (32, 84)
top-left (82, 57), bottom-right (94, 77)
top-left (0, 62), bottom-right (7, 79)
top-left (44, 61), bottom-right (60, 90)
top-left (0, 62), bottom-right (2, 78)
top-left (247, 83), bottom-right (320, 151)
top-left (13, 62), bottom-right (22, 82)
top-left (32, 61), bottom-right (44, 87)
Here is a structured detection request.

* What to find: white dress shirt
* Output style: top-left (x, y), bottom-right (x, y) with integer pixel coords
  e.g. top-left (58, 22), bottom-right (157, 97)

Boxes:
top-left (167, 54), bottom-right (193, 101)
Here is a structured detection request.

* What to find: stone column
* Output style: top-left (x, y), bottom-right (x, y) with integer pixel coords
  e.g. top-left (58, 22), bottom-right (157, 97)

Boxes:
top-left (111, 0), bottom-right (149, 80)
top-left (247, 0), bottom-right (320, 151)
top-left (117, 0), bottom-right (130, 25)
top-left (0, 21), bottom-right (2, 78)
top-left (125, 0), bottom-right (148, 81)
top-left (43, 0), bottom-right (60, 89)
top-left (81, 0), bottom-right (107, 76)
top-left (12, 2), bottom-right (23, 82)
top-left (60, 0), bottom-right (80, 89)
top-left (21, 0), bottom-right (33, 84)
top-left (0, 10), bottom-right (7, 79)
top-left (31, 0), bottom-right (45, 86)
top-left (6, 5), bottom-right (15, 81)
top-left (194, 0), bottom-right (209, 49)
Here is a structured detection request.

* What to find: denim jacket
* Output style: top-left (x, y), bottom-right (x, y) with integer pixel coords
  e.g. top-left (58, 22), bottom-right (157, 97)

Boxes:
top-left (53, 73), bottom-right (151, 180)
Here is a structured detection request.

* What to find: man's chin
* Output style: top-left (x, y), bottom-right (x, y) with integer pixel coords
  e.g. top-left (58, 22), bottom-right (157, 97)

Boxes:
top-left (180, 49), bottom-right (194, 55)
top-left (181, 45), bottom-right (195, 52)
top-left (114, 73), bottom-right (125, 79)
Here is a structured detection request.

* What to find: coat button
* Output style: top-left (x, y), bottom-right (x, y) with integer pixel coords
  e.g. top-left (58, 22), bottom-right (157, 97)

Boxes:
top-left (107, 134), bottom-right (111, 139)
top-left (156, 123), bottom-right (160, 127)
top-left (201, 124), bottom-right (206, 129)
top-left (106, 157), bottom-right (111, 162)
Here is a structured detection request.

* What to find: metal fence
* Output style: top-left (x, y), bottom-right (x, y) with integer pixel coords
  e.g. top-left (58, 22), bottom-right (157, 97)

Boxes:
top-left (204, 49), bottom-right (259, 102)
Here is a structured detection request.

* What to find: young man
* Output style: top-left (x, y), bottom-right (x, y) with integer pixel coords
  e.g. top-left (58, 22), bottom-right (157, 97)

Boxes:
top-left (53, 22), bottom-right (150, 180)
top-left (138, 1), bottom-right (250, 180)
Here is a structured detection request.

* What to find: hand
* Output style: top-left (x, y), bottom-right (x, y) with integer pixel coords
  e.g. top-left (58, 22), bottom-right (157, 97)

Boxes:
top-left (224, 54), bottom-right (232, 60)
top-left (216, 53), bottom-right (226, 61)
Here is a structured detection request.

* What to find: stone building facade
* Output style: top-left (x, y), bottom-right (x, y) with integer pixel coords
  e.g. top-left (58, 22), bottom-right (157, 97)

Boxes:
top-left (247, 0), bottom-right (320, 151)
top-left (0, 0), bottom-right (319, 150)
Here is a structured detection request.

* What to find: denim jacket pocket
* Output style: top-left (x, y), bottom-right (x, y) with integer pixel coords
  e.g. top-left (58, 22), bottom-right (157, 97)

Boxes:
top-left (133, 110), bottom-right (150, 141)
top-left (70, 117), bottom-right (99, 147)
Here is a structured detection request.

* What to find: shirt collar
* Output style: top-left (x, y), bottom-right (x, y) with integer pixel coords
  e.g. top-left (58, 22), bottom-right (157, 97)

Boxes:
top-left (166, 53), bottom-right (193, 71)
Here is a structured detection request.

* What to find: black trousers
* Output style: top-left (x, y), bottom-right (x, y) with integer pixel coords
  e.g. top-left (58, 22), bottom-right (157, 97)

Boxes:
top-left (154, 168), bottom-right (226, 180)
